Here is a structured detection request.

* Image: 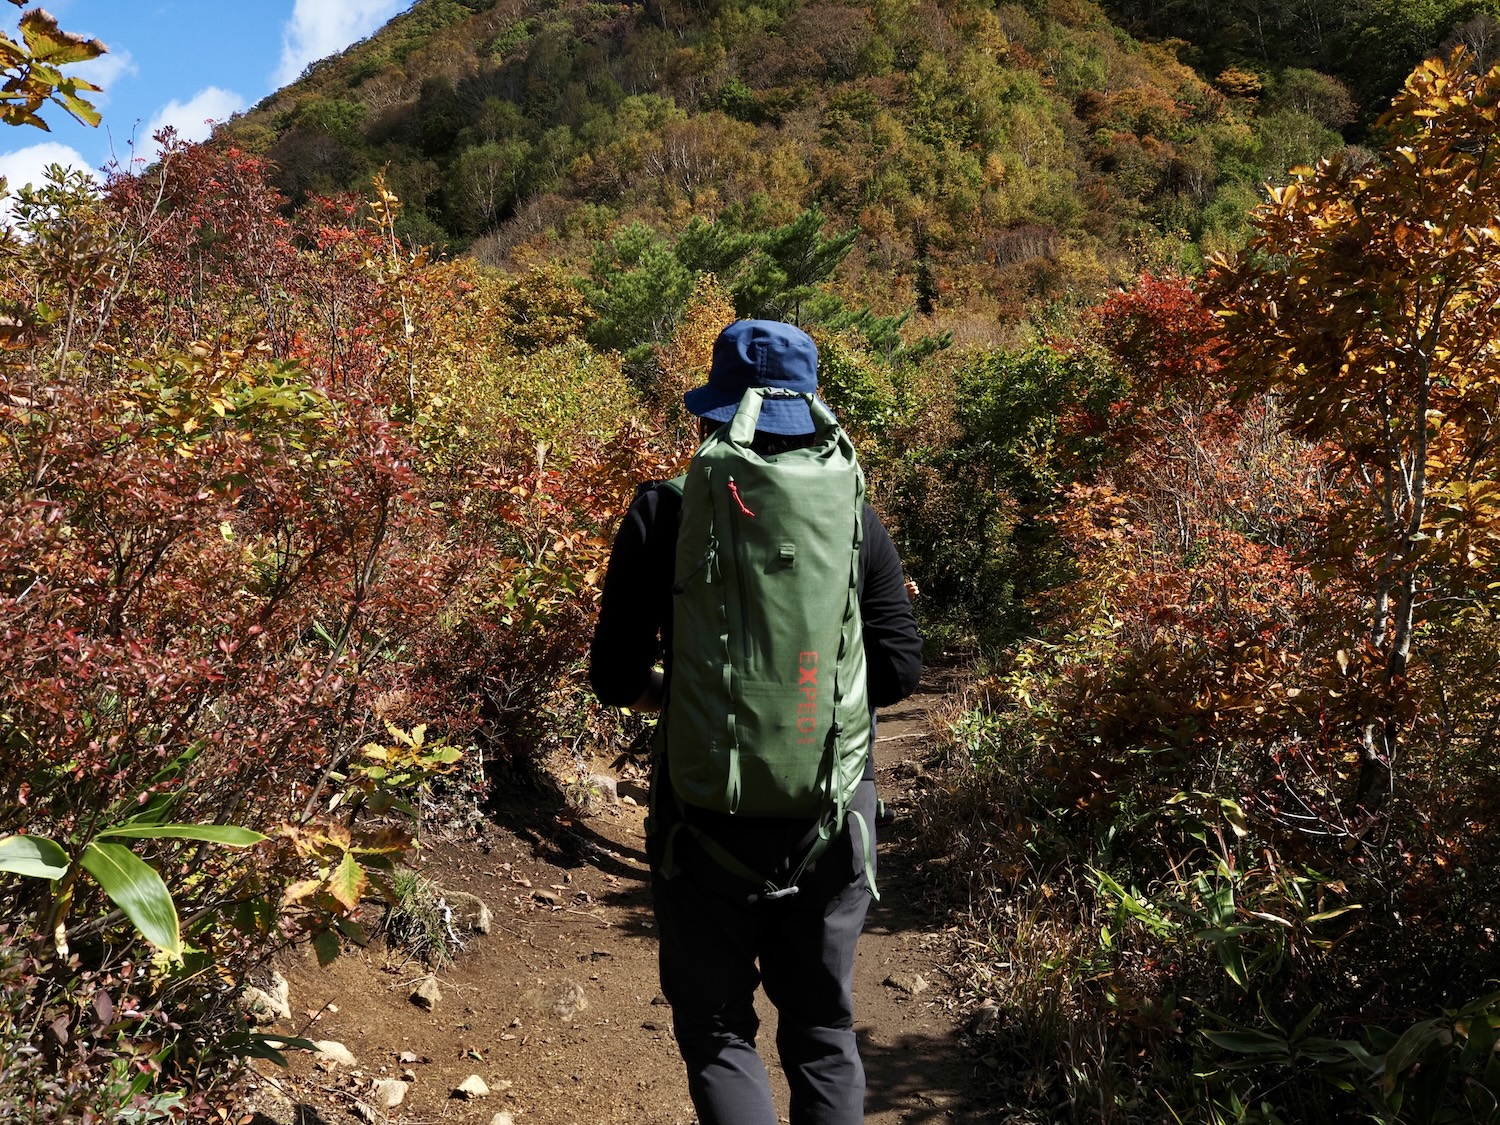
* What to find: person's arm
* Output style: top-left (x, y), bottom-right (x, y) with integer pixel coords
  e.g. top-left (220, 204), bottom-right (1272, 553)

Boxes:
top-left (589, 486), bottom-right (673, 710)
top-left (858, 505), bottom-right (923, 707)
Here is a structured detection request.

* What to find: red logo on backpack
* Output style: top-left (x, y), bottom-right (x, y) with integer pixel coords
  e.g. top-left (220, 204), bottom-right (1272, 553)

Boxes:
top-left (797, 651), bottom-right (818, 743)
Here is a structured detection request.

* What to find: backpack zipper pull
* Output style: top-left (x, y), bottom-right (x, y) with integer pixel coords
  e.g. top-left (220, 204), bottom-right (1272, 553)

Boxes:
top-left (728, 478), bottom-right (755, 517)
top-left (672, 537), bottom-right (718, 593)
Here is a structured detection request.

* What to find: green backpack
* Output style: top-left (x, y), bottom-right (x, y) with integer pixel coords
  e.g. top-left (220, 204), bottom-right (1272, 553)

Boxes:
top-left (656, 387), bottom-right (876, 900)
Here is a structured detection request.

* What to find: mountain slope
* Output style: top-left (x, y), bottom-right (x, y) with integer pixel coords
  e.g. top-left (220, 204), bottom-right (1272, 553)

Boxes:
top-left (221, 0), bottom-right (1470, 341)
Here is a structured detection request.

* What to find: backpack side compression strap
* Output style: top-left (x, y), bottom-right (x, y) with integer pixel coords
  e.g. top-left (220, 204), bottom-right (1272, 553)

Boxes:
top-left (657, 802), bottom-right (880, 904)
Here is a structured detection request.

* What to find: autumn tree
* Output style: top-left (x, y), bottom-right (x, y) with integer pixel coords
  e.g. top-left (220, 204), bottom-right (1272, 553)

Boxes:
top-left (652, 272), bottom-right (736, 437)
top-left (1210, 49), bottom-right (1500, 806)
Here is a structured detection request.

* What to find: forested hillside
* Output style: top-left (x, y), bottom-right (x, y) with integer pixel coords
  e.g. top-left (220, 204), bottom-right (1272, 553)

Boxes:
top-left (219, 0), bottom-right (1475, 351)
top-left (1102, 0), bottom-right (1500, 112)
top-left (3, 0), bottom-right (1499, 1121)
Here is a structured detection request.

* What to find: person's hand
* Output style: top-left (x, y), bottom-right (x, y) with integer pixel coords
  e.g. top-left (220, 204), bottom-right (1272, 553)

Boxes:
top-left (904, 578), bottom-right (920, 599)
top-left (629, 667), bottom-right (664, 713)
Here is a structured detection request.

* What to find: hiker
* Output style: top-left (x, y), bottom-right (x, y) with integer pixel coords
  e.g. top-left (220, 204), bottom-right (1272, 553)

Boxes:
top-left (590, 319), bottom-right (922, 1125)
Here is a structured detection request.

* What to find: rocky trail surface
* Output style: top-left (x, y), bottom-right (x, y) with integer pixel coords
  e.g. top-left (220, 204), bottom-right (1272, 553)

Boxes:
top-left (246, 680), bottom-right (990, 1124)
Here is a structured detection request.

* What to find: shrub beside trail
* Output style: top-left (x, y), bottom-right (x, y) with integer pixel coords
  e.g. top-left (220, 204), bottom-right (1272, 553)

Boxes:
top-left (0, 140), bottom-right (673, 1116)
top-left (916, 53), bottom-right (1500, 1125)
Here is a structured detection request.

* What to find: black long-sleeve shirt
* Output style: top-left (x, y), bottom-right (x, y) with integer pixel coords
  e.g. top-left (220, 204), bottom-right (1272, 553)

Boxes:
top-left (589, 481), bottom-right (923, 714)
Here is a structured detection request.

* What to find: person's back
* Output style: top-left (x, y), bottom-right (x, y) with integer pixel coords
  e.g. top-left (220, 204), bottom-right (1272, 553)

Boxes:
top-left (590, 320), bottom-right (922, 1125)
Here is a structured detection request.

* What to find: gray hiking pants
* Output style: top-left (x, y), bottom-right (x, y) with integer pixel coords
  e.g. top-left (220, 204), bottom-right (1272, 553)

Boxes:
top-left (650, 777), bottom-right (877, 1125)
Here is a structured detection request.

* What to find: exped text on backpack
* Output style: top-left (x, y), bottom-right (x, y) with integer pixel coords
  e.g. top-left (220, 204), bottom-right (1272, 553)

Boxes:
top-left (657, 387), bottom-right (875, 900)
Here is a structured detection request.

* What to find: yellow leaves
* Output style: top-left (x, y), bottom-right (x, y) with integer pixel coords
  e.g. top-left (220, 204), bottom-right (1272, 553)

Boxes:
top-left (18, 10), bottom-right (105, 68)
top-left (371, 179), bottom-right (400, 214)
top-left (326, 852), bottom-right (366, 913)
top-left (365, 171), bottom-right (402, 235)
top-left (1221, 800), bottom-right (1250, 838)
top-left (381, 720), bottom-right (428, 750)
top-left (653, 273), bottom-right (736, 432)
top-left (1267, 183), bottom-right (1298, 208)
top-left (0, 10), bottom-right (106, 130)
top-left (418, 339), bottom-right (634, 465)
top-left (1211, 46), bottom-right (1500, 534)
top-left (338, 722), bottom-right (462, 818)
top-left (277, 815), bottom-right (413, 922)
top-left (280, 878), bottom-right (325, 907)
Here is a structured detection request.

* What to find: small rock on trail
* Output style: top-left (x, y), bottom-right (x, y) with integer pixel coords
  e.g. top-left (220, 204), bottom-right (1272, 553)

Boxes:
top-left (442, 888), bottom-right (493, 934)
top-left (238, 971), bottom-right (291, 1025)
top-left (312, 1041), bottom-right (356, 1068)
top-left (883, 971), bottom-right (930, 996)
top-left (410, 975), bottom-right (443, 1010)
top-left (371, 1078), bottom-right (407, 1109)
top-left (454, 1074), bottom-right (490, 1099)
top-left (525, 978), bottom-right (588, 1021)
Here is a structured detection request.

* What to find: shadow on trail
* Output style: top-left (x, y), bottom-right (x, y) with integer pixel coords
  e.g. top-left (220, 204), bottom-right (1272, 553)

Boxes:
top-left (855, 851), bottom-right (995, 1123)
top-left (476, 756), bottom-right (665, 939)
top-left (481, 760), bottom-right (652, 885)
top-left (861, 1028), bottom-right (989, 1123)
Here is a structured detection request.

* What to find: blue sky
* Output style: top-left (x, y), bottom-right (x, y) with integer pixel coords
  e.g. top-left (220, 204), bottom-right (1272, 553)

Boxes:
top-left (0, 0), bottom-right (408, 194)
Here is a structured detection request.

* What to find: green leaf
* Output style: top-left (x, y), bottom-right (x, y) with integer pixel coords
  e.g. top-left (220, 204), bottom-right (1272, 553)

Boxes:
top-left (55, 85), bottom-right (100, 128)
top-left (1219, 799), bottom-right (1249, 838)
top-left (144, 741), bottom-right (206, 789)
top-left (0, 105), bottom-right (49, 130)
top-left (327, 851), bottom-right (367, 912)
top-left (1217, 939), bottom-right (1249, 988)
top-left (1381, 1017), bottom-right (1451, 1078)
top-left (1452, 991), bottom-right (1500, 1020)
top-left (1203, 1029), bottom-right (1292, 1056)
top-left (312, 930), bottom-right (341, 966)
top-left (1305, 904), bottom-right (1362, 924)
top-left (18, 10), bottom-right (106, 66)
top-left (78, 841), bottom-right (181, 959)
top-left (1340, 1040), bottom-right (1381, 1073)
top-left (98, 823), bottom-right (266, 846)
top-left (0, 834), bottom-right (70, 879)
top-left (222, 1031), bottom-right (318, 1066)
top-left (335, 917), bottom-right (368, 945)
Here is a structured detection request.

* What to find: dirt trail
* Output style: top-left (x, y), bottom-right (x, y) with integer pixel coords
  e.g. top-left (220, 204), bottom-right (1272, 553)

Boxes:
top-left (258, 681), bottom-right (985, 1124)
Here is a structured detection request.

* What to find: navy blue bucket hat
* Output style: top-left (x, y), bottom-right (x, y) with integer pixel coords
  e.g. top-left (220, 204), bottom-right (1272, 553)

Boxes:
top-left (683, 320), bottom-right (828, 435)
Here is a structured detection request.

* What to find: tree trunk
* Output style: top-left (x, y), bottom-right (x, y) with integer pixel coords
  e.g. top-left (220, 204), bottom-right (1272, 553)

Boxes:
top-left (1357, 569), bottom-right (1416, 807)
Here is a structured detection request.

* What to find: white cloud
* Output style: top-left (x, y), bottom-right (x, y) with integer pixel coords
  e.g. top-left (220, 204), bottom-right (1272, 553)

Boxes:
top-left (274, 0), bottom-right (405, 88)
top-left (0, 142), bottom-right (94, 192)
top-left (144, 86), bottom-right (249, 146)
top-left (0, 142), bottom-right (95, 226)
top-left (71, 48), bottom-right (138, 106)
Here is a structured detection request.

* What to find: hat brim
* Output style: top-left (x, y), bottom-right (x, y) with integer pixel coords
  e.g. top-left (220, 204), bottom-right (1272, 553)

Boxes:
top-left (683, 385), bottom-right (826, 435)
